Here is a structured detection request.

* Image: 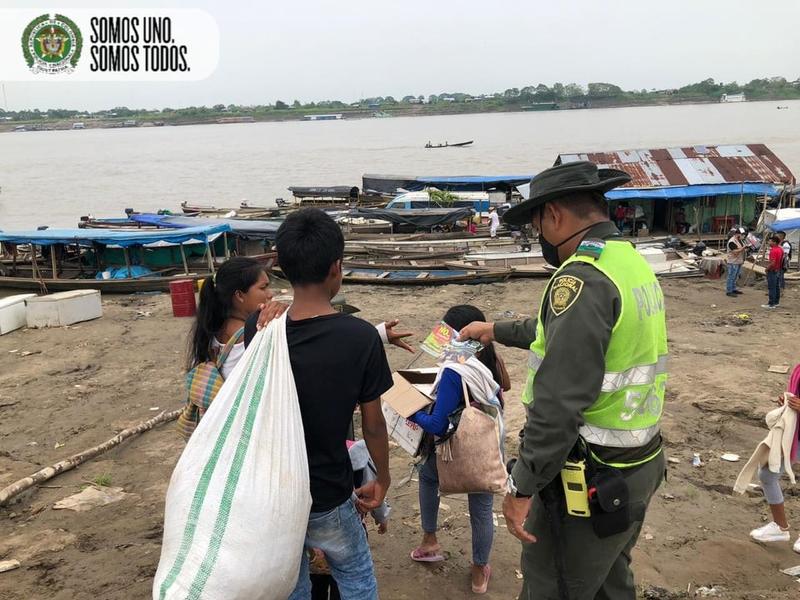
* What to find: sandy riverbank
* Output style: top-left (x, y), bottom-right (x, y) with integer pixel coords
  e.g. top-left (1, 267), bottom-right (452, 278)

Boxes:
top-left (0, 276), bottom-right (798, 599)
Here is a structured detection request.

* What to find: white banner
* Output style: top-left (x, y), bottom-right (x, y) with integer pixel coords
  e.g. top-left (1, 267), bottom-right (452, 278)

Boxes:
top-left (0, 9), bottom-right (219, 81)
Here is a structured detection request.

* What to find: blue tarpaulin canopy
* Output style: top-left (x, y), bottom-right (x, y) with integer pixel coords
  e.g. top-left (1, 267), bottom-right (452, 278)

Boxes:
top-left (414, 175), bottom-right (533, 189)
top-left (362, 173), bottom-right (532, 195)
top-left (605, 182), bottom-right (780, 201)
top-left (769, 217), bottom-right (800, 231)
top-left (0, 224), bottom-right (231, 247)
top-left (130, 214), bottom-right (281, 240)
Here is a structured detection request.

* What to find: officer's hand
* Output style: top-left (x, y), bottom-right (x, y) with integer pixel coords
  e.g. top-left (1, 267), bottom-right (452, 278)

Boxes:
top-left (503, 493), bottom-right (536, 543)
top-left (458, 321), bottom-right (495, 346)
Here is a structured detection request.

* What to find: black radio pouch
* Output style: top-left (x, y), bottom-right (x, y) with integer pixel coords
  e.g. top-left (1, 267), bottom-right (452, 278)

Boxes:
top-left (588, 467), bottom-right (631, 538)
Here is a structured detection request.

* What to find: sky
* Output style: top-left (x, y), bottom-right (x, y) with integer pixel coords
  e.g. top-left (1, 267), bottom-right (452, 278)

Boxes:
top-left (2, 0), bottom-right (799, 111)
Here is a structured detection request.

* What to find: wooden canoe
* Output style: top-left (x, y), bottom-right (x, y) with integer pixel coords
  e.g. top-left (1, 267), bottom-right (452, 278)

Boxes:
top-left (340, 267), bottom-right (512, 285)
top-left (0, 272), bottom-right (208, 293)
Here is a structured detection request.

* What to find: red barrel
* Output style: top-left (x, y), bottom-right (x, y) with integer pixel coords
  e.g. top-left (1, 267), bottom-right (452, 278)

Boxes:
top-left (169, 279), bottom-right (197, 317)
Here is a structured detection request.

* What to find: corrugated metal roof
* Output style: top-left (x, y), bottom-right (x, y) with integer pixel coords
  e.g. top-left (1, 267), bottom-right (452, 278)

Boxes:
top-left (556, 144), bottom-right (795, 188)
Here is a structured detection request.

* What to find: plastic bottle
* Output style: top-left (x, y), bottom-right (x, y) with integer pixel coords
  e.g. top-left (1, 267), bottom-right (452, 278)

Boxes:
top-left (692, 453), bottom-right (702, 467)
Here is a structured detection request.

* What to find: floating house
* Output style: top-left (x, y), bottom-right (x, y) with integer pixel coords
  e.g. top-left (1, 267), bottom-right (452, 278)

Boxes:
top-left (362, 174), bottom-right (532, 202)
top-left (720, 93), bottom-right (746, 103)
top-left (555, 144), bottom-right (795, 234)
top-left (303, 114), bottom-right (343, 121)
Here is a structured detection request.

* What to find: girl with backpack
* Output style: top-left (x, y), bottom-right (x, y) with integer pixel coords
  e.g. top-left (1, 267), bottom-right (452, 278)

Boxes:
top-left (177, 256), bottom-right (272, 439)
top-left (408, 304), bottom-right (510, 595)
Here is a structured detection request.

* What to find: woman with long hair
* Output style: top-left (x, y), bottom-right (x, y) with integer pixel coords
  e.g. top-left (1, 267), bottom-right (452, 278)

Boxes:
top-left (409, 304), bottom-right (510, 595)
top-left (188, 256), bottom-right (272, 378)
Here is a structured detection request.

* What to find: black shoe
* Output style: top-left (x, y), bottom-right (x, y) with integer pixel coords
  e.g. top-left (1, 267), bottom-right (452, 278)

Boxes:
top-left (733, 290), bottom-right (744, 295)
top-left (726, 292), bottom-right (737, 297)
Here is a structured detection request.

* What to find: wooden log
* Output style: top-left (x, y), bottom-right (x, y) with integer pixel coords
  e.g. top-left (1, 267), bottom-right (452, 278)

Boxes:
top-left (0, 408), bottom-right (182, 506)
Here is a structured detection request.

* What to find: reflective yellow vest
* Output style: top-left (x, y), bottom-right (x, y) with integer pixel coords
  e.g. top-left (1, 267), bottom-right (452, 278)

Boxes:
top-left (522, 240), bottom-right (668, 451)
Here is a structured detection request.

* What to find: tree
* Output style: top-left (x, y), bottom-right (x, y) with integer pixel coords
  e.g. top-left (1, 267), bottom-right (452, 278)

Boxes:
top-left (428, 94), bottom-right (438, 104)
top-left (534, 84), bottom-right (554, 101)
top-left (402, 95), bottom-right (415, 103)
top-left (564, 83), bottom-right (586, 97)
top-left (384, 96), bottom-right (397, 104)
top-left (552, 83), bottom-right (565, 99)
top-left (520, 86), bottom-right (537, 98)
top-left (503, 87), bottom-right (520, 98)
top-left (587, 82), bottom-right (623, 97)
top-left (292, 100), bottom-right (301, 108)
top-left (213, 104), bottom-right (225, 111)
top-left (275, 100), bottom-right (288, 109)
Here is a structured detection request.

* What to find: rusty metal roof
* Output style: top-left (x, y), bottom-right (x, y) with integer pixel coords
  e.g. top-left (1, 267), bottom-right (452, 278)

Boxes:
top-left (556, 144), bottom-right (795, 188)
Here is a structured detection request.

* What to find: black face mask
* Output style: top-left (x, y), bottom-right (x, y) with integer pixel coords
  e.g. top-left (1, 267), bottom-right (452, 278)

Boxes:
top-left (537, 211), bottom-right (603, 267)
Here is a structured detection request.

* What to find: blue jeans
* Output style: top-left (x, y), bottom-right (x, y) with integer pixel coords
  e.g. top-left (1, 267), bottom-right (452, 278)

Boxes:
top-left (288, 498), bottom-right (377, 600)
top-left (726, 262), bottom-right (741, 293)
top-left (779, 269), bottom-right (786, 289)
top-left (758, 466), bottom-right (785, 505)
top-left (767, 270), bottom-right (780, 306)
top-left (418, 453), bottom-right (495, 566)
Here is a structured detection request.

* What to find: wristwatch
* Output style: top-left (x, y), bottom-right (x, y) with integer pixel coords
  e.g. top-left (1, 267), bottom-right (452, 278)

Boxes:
top-left (506, 475), bottom-right (532, 499)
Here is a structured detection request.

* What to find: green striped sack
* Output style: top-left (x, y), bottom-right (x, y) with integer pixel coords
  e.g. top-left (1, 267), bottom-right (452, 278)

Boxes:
top-left (153, 312), bottom-right (312, 600)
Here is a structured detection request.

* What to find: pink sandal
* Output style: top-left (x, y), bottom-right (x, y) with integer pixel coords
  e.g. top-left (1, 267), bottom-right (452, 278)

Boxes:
top-left (471, 565), bottom-right (491, 594)
top-left (410, 547), bottom-right (445, 563)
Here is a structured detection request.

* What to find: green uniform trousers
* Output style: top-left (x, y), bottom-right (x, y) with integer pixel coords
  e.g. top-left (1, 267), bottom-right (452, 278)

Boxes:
top-left (519, 451), bottom-right (666, 600)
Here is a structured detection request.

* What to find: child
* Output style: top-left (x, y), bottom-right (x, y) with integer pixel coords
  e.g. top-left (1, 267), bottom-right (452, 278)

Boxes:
top-left (409, 305), bottom-right (508, 595)
top-left (244, 208), bottom-right (393, 600)
top-left (745, 365), bottom-right (800, 554)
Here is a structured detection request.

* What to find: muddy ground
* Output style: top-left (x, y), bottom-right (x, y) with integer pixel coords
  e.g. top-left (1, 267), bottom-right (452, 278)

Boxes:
top-left (0, 275), bottom-right (798, 599)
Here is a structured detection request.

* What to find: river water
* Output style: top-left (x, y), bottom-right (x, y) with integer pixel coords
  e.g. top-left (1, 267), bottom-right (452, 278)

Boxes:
top-left (1, 100), bottom-right (798, 229)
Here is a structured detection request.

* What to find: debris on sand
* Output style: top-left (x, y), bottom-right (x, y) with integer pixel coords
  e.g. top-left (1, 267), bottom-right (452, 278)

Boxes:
top-left (53, 486), bottom-right (129, 512)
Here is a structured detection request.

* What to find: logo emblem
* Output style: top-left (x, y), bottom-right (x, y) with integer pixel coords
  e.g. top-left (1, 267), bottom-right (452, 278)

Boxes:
top-left (549, 275), bottom-right (584, 316)
top-left (22, 14), bottom-right (83, 74)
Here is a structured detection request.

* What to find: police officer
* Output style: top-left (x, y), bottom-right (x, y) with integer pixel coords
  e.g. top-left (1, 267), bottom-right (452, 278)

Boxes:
top-left (460, 161), bottom-right (667, 600)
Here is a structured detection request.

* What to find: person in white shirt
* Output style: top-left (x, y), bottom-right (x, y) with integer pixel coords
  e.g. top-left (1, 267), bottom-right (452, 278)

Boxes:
top-left (488, 207), bottom-right (500, 238)
top-left (776, 231), bottom-right (792, 290)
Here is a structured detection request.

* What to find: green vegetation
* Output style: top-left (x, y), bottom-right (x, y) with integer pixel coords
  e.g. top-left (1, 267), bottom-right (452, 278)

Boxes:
top-left (92, 473), bottom-right (113, 487)
top-left (3, 76), bottom-right (799, 128)
top-left (428, 189), bottom-right (458, 206)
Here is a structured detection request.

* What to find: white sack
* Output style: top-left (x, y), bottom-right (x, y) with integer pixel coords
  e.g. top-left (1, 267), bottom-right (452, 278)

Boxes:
top-left (154, 312), bottom-right (311, 600)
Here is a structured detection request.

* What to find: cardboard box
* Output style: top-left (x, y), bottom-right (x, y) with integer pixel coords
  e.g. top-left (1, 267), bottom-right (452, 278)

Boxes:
top-left (26, 290), bottom-right (102, 328)
top-left (0, 294), bottom-right (36, 335)
top-left (382, 368), bottom-right (437, 456)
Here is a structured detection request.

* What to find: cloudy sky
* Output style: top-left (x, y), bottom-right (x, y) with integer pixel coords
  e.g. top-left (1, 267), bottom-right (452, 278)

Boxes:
top-left (3, 0), bottom-right (798, 111)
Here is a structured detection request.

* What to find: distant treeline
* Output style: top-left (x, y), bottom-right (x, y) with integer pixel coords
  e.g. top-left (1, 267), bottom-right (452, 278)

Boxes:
top-left (4, 76), bottom-right (800, 123)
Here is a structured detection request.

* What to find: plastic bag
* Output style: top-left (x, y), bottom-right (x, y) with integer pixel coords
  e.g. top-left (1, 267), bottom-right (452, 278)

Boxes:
top-left (154, 312), bottom-right (311, 600)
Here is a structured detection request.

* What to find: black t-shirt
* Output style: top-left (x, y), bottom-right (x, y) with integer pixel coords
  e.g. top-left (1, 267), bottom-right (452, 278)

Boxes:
top-left (244, 311), bottom-right (392, 512)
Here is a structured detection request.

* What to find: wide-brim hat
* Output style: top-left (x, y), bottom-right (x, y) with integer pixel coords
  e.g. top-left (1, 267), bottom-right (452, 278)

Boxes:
top-left (503, 161), bottom-right (632, 226)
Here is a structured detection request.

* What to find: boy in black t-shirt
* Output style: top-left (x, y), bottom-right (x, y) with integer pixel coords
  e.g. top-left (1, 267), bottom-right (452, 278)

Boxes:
top-left (247, 208), bottom-right (392, 600)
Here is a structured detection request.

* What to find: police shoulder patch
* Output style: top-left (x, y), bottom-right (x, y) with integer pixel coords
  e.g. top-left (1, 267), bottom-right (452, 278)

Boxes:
top-left (549, 275), bottom-right (584, 316)
top-left (575, 238), bottom-right (605, 260)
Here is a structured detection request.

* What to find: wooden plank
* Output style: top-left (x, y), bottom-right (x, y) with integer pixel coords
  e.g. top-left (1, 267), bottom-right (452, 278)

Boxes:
top-left (50, 245), bottom-right (58, 279)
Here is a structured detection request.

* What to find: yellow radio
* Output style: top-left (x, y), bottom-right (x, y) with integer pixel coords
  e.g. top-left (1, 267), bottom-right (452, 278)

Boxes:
top-left (560, 460), bottom-right (591, 518)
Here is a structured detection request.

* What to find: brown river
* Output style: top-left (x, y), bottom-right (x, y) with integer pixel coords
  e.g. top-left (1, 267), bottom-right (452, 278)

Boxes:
top-left (1, 99), bottom-right (798, 229)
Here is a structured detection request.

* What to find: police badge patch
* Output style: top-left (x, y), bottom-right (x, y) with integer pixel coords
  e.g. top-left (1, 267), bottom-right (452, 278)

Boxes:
top-left (549, 275), bottom-right (584, 316)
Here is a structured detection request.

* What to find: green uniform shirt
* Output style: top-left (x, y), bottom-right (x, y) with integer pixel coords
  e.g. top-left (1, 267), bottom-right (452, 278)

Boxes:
top-left (496, 222), bottom-right (662, 497)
